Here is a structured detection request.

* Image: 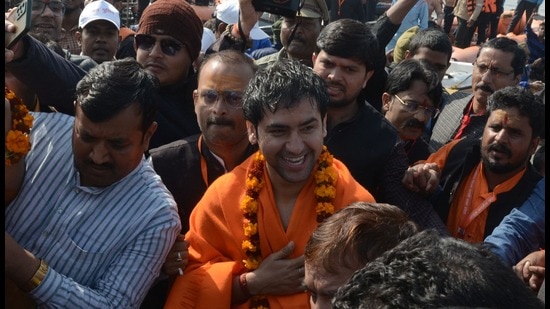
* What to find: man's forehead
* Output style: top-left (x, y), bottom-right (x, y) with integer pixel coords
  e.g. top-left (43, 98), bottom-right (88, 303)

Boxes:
top-left (477, 48), bottom-right (514, 65)
top-left (489, 108), bottom-right (525, 125)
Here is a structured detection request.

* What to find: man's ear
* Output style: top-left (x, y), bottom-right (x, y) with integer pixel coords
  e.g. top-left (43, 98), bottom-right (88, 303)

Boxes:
top-left (381, 92), bottom-right (392, 114)
top-left (246, 121), bottom-right (257, 144)
top-left (193, 89), bottom-right (199, 107)
top-left (75, 31), bottom-right (83, 46)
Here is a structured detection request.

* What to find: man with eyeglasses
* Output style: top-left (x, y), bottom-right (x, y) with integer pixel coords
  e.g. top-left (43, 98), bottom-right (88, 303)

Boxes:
top-left (429, 37), bottom-right (526, 152)
top-left (6, 0), bottom-right (206, 149)
top-left (382, 58), bottom-right (443, 165)
top-left (144, 50), bottom-right (258, 308)
top-left (28, 0), bottom-right (96, 68)
top-left (5, 0), bottom-right (98, 114)
top-left (312, 19), bottom-right (448, 234)
top-left (29, 0), bottom-right (66, 41)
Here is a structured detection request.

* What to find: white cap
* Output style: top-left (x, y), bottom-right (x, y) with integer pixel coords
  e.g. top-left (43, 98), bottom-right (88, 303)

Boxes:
top-left (201, 27), bottom-right (216, 52)
top-left (79, 0), bottom-right (121, 30)
top-left (215, 0), bottom-right (269, 40)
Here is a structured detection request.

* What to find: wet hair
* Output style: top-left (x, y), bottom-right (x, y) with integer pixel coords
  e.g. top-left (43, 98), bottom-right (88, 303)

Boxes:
top-left (315, 18), bottom-right (378, 72)
top-left (242, 59), bottom-right (329, 127)
top-left (75, 58), bottom-right (159, 133)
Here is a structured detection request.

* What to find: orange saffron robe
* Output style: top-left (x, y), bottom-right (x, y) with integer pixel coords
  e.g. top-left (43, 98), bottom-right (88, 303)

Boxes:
top-left (426, 139), bottom-right (525, 242)
top-left (164, 154), bottom-right (375, 309)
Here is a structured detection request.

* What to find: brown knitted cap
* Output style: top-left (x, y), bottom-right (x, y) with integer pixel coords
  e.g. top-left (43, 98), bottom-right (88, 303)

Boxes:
top-left (138, 0), bottom-right (204, 61)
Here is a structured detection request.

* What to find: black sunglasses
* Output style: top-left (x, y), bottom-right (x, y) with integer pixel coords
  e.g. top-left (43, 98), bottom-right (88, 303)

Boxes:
top-left (134, 34), bottom-right (183, 56)
top-left (32, 0), bottom-right (65, 16)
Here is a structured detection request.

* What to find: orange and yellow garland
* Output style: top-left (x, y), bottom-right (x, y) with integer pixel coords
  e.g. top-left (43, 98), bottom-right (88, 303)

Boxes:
top-left (240, 145), bottom-right (337, 309)
top-left (5, 87), bottom-right (34, 166)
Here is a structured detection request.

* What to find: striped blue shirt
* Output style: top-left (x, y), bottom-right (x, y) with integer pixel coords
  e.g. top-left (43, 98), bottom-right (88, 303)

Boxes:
top-left (5, 112), bottom-right (181, 308)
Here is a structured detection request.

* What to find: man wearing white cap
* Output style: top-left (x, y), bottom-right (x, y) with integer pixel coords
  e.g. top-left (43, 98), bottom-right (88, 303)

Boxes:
top-left (76, 0), bottom-right (121, 64)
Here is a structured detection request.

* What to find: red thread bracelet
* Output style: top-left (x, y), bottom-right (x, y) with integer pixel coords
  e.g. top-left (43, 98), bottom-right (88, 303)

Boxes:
top-left (239, 272), bottom-right (252, 298)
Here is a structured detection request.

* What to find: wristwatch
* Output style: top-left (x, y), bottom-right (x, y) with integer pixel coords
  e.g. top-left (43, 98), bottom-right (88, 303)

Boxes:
top-left (21, 259), bottom-right (49, 293)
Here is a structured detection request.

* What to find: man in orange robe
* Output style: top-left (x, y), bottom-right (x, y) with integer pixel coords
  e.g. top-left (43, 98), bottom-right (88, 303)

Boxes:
top-left (164, 60), bottom-right (375, 308)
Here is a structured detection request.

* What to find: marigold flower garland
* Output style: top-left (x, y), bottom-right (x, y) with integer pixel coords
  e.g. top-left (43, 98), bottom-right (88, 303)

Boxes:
top-left (240, 145), bottom-right (337, 309)
top-left (5, 87), bottom-right (34, 166)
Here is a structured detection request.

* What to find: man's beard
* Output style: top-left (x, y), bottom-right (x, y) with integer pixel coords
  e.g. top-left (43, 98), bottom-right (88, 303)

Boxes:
top-left (481, 143), bottom-right (530, 174)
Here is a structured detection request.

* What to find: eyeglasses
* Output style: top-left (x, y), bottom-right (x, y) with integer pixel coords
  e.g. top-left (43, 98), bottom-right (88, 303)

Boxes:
top-left (473, 61), bottom-right (515, 79)
top-left (199, 90), bottom-right (243, 109)
top-left (134, 34), bottom-right (183, 56)
top-left (393, 94), bottom-right (439, 118)
top-left (32, 0), bottom-right (65, 16)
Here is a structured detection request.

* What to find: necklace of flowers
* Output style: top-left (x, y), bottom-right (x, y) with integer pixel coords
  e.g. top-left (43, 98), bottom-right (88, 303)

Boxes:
top-left (240, 145), bottom-right (337, 308)
top-left (5, 87), bottom-right (34, 166)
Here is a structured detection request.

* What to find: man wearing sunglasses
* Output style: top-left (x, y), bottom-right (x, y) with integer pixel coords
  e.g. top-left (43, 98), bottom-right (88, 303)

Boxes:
top-left (133, 0), bottom-right (205, 148)
top-left (429, 37), bottom-right (526, 152)
top-left (382, 59), bottom-right (443, 165)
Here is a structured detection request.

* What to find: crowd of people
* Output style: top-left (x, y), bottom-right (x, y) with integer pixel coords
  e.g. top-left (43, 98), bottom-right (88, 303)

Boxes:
top-left (4, 0), bottom-right (545, 307)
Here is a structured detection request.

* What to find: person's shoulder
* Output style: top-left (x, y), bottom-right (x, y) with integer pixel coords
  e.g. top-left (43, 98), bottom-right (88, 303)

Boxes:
top-left (150, 135), bottom-right (200, 156)
top-left (208, 155), bottom-right (254, 189)
top-left (31, 111), bottom-right (74, 128)
top-left (331, 156), bottom-right (377, 199)
top-left (149, 135), bottom-right (201, 170)
top-left (361, 102), bottom-right (400, 137)
top-left (250, 47), bottom-right (278, 60)
top-left (135, 161), bottom-right (179, 207)
top-left (446, 90), bottom-right (472, 103)
top-left (254, 49), bottom-right (283, 67)
top-left (68, 54), bottom-right (98, 72)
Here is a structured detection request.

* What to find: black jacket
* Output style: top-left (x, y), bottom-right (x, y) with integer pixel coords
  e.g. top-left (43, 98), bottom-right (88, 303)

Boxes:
top-left (432, 138), bottom-right (542, 238)
top-left (149, 134), bottom-right (258, 232)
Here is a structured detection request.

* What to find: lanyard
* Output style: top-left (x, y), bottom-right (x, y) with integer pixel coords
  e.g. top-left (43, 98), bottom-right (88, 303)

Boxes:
top-left (197, 135), bottom-right (209, 187)
top-left (457, 163), bottom-right (496, 238)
